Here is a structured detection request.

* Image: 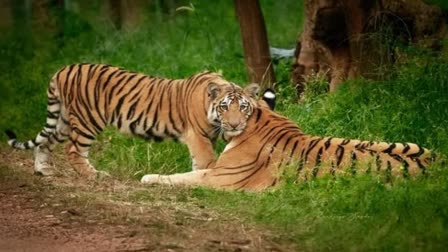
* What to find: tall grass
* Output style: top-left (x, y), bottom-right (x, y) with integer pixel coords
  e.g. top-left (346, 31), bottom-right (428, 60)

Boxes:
top-left (1, 1), bottom-right (447, 250)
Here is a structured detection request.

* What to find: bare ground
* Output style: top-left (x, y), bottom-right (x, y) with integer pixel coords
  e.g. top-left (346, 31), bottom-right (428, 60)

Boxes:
top-left (0, 147), bottom-right (295, 252)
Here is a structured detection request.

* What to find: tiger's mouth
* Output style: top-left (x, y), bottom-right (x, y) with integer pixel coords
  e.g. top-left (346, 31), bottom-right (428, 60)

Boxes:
top-left (221, 123), bottom-right (246, 137)
top-left (224, 129), bottom-right (243, 137)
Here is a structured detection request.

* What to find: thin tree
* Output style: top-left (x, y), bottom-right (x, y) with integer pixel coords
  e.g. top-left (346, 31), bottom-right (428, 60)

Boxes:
top-left (234, 0), bottom-right (276, 90)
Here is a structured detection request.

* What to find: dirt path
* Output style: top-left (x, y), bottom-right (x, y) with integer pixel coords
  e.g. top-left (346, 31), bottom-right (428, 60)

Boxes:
top-left (0, 147), bottom-right (293, 252)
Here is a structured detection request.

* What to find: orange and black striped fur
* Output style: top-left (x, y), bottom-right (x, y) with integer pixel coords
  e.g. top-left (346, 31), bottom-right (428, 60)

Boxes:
top-left (5, 63), bottom-right (257, 179)
top-left (141, 88), bottom-right (434, 191)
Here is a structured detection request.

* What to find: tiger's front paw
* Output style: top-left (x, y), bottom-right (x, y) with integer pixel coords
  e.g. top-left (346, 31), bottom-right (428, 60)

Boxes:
top-left (141, 174), bottom-right (161, 184)
top-left (34, 166), bottom-right (56, 176)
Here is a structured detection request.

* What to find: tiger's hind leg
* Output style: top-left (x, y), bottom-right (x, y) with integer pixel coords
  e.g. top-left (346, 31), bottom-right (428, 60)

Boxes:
top-left (33, 116), bottom-right (71, 176)
top-left (65, 128), bottom-right (109, 180)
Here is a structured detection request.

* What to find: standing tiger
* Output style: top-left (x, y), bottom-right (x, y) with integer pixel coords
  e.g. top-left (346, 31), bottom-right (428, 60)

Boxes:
top-left (141, 88), bottom-right (434, 191)
top-left (5, 63), bottom-right (260, 179)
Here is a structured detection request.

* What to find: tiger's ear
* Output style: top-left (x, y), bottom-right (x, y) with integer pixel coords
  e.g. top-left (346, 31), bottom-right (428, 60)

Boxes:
top-left (207, 82), bottom-right (221, 100)
top-left (243, 83), bottom-right (260, 98)
top-left (262, 88), bottom-right (276, 110)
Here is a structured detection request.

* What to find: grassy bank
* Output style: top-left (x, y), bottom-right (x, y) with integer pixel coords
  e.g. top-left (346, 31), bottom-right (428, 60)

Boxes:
top-left (1, 1), bottom-right (447, 251)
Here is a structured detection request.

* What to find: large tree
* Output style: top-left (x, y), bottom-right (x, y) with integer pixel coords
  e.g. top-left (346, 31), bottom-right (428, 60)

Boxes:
top-left (234, 0), bottom-right (276, 90)
top-left (292, 0), bottom-right (446, 95)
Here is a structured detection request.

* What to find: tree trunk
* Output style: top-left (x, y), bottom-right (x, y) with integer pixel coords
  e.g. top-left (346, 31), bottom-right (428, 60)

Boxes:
top-left (105, 0), bottom-right (122, 30)
top-left (104, 0), bottom-right (146, 31)
top-left (0, 0), bottom-right (13, 31)
top-left (292, 0), bottom-right (446, 96)
top-left (234, 0), bottom-right (276, 90)
top-left (120, 0), bottom-right (145, 30)
top-left (31, 0), bottom-right (65, 43)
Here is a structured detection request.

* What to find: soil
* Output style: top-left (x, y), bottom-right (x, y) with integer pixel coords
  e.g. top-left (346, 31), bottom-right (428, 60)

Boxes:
top-left (0, 147), bottom-right (294, 252)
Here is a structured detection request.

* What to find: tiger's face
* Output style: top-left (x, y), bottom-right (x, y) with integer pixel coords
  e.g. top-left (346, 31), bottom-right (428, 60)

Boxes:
top-left (207, 83), bottom-right (260, 138)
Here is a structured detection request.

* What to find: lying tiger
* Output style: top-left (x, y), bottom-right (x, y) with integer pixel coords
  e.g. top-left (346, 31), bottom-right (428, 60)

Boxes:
top-left (141, 88), bottom-right (434, 191)
top-left (5, 63), bottom-right (260, 179)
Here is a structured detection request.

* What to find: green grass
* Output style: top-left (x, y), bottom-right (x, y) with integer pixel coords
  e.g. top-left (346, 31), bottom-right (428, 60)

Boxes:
top-left (1, 1), bottom-right (448, 251)
top-left (185, 167), bottom-right (448, 251)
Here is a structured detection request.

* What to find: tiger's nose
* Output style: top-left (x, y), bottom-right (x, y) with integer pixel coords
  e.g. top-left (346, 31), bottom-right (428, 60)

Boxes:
top-left (228, 121), bottom-right (240, 129)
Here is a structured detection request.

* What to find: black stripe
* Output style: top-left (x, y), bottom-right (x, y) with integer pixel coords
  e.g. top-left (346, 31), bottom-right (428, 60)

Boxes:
top-left (255, 108), bottom-right (263, 122)
top-left (315, 147), bottom-right (323, 167)
top-left (330, 161), bottom-right (336, 176)
top-left (341, 139), bottom-right (350, 145)
top-left (39, 132), bottom-right (50, 138)
top-left (74, 128), bottom-right (95, 140)
top-left (107, 74), bottom-right (128, 103)
top-left (298, 148), bottom-right (306, 172)
top-left (312, 147), bottom-right (323, 177)
top-left (102, 69), bottom-right (121, 92)
top-left (304, 138), bottom-right (321, 159)
top-left (47, 100), bottom-right (59, 106)
top-left (83, 64), bottom-right (95, 109)
top-left (55, 65), bottom-right (67, 83)
top-left (75, 93), bottom-right (103, 133)
top-left (167, 80), bottom-right (181, 135)
top-left (402, 143), bottom-right (410, 154)
top-left (224, 163), bottom-right (266, 187)
top-left (87, 64), bottom-right (98, 80)
top-left (350, 151), bottom-right (357, 175)
top-left (407, 145), bottom-right (425, 159)
top-left (126, 101), bottom-right (139, 120)
top-left (115, 73), bottom-right (139, 94)
top-left (386, 161), bottom-right (392, 179)
top-left (4, 130), bottom-right (17, 139)
top-left (402, 160), bottom-right (410, 177)
top-left (93, 66), bottom-right (111, 122)
top-left (324, 137), bottom-right (332, 150)
top-left (117, 115), bottom-right (123, 129)
top-left (129, 113), bottom-right (144, 135)
top-left (62, 64), bottom-right (76, 98)
top-left (54, 136), bottom-right (65, 143)
top-left (47, 111), bottom-right (58, 119)
top-left (112, 96), bottom-right (127, 125)
top-left (290, 140), bottom-right (299, 158)
top-left (383, 143), bottom-right (396, 154)
top-left (415, 159), bottom-right (426, 173)
top-left (375, 154), bottom-right (382, 171)
top-left (282, 136), bottom-right (293, 152)
top-left (76, 141), bottom-right (91, 148)
top-left (44, 123), bottom-right (56, 129)
top-left (335, 145), bottom-right (345, 167)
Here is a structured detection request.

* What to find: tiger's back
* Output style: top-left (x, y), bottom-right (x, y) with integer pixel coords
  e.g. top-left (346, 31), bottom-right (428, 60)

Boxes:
top-left (54, 64), bottom-right (197, 139)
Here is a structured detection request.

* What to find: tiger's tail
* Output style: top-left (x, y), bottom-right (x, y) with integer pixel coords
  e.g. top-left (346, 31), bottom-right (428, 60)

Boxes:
top-left (354, 140), bottom-right (435, 175)
top-left (5, 78), bottom-right (61, 150)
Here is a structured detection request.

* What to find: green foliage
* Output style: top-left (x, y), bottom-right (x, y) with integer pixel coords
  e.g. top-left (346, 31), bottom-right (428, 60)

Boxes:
top-left (300, 72), bottom-right (329, 103)
top-left (1, 1), bottom-right (447, 251)
top-left (282, 58), bottom-right (448, 155)
top-left (425, 0), bottom-right (448, 11)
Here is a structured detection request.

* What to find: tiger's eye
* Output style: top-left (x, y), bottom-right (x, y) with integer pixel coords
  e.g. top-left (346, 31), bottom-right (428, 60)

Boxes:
top-left (240, 104), bottom-right (248, 110)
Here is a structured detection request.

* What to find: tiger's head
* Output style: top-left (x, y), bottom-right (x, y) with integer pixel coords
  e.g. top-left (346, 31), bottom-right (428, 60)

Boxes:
top-left (207, 83), bottom-right (261, 138)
